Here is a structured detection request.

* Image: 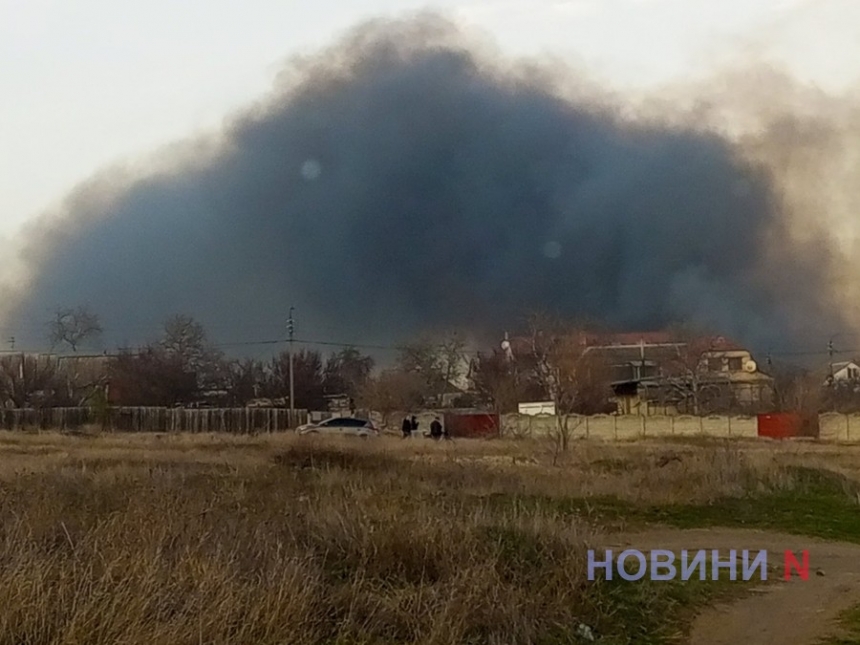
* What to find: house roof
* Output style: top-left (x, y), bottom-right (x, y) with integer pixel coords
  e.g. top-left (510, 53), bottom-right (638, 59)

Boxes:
top-left (586, 344), bottom-right (685, 365)
top-left (593, 332), bottom-right (745, 351)
top-left (596, 331), bottom-right (677, 345)
top-left (502, 330), bottom-right (747, 358)
top-left (831, 361), bottom-right (859, 372)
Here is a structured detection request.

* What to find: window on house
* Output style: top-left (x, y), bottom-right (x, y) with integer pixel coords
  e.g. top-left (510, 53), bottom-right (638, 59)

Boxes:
top-left (727, 357), bottom-right (743, 371)
top-left (707, 357), bottom-right (722, 372)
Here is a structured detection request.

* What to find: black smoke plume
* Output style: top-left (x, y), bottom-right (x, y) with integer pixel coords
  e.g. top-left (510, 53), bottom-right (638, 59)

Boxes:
top-left (2, 14), bottom-right (850, 356)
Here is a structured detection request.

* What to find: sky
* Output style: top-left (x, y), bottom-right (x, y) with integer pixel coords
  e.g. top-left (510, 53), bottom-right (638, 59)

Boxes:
top-left (1, 0), bottom-right (858, 249)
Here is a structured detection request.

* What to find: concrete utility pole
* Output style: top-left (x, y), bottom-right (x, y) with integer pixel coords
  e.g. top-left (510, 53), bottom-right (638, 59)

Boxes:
top-left (288, 307), bottom-right (295, 414)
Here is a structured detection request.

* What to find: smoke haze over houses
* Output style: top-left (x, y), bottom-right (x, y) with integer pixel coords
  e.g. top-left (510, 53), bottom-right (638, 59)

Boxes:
top-left (2, 13), bottom-right (858, 356)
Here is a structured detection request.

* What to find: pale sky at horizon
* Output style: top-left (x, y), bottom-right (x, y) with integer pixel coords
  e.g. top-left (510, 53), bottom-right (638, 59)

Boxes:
top-left (2, 0), bottom-right (858, 245)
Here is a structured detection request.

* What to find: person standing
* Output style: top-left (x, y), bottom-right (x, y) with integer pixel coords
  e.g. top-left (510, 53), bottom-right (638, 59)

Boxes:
top-left (401, 415), bottom-right (412, 438)
top-left (430, 416), bottom-right (443, 440)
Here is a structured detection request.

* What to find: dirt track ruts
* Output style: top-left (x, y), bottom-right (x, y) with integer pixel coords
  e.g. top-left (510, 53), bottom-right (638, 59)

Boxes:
top-left (604, 528), bottom-right (860, 645)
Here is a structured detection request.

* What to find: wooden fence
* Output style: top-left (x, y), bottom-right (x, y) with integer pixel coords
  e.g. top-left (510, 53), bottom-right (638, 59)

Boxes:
top-left (0, 407), bottom-right (308, 433)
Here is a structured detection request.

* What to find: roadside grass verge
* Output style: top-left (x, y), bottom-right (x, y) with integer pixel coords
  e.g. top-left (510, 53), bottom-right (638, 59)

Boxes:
top-left (485, 465), bottom-right (860, 543)
top-left (820, 605), bottom-right (860, 645)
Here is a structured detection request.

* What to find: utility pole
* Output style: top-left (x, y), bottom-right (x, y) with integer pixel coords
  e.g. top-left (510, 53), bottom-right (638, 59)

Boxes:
top-left (288, 307), bottom-right (295, 414)
top-left (828, 338), bottom-right (835, 380)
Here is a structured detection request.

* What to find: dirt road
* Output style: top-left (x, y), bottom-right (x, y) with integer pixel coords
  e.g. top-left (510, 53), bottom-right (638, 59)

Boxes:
top-left (603, 528), bottom-right (860, 644)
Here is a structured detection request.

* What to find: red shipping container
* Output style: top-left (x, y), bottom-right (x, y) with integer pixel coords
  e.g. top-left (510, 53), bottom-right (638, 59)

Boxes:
top-left (757, 412), bottom-right (819, 439)
top-left (443, 412), bottom-right (500, 439)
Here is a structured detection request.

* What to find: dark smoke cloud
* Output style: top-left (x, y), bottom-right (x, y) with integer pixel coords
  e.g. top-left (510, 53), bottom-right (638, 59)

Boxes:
top-left (3, 14), bottom-right (850, 356)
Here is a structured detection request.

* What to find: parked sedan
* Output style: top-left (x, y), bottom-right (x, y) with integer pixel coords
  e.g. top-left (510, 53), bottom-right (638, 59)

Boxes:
top-left (296, 416), bottom-right (379, 437)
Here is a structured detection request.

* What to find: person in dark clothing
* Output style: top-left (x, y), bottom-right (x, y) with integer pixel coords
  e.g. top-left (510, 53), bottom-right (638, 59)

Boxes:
top-left (401, 415), bottom-right (412, 438)
top-left (430, 416), bottom-right (443, 440)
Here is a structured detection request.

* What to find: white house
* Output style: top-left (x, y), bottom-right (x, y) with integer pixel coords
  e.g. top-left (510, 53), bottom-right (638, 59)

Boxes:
top-left (826, 361), bottom-right (860, 385)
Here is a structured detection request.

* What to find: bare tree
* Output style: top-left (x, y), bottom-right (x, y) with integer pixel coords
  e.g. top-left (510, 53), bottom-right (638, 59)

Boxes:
top-left (397, 337), bottom-right (441, 386)
top-left (472, 350), bottom-right (541, 413)
top-left (160, 314), bottom-right (227, 393)
top-left (0, 354), bottom-right (64, 407)
top-left (524, 313), bottom-right (611, 458)
top-left (265, 349), bottom-right (326, 410)
top-left (772, 363), bottom-right (823, 413)
top-left (161, 315), bottom-right (217, 369)
top-left (47, 305), bottom-right (103, 352)
top-left (107, 346), bottom-right (197, 406)
top-left (56, 355), bottom-right (110, 406)
top-left (438, 333), bottom-right (467, 391)
top-left (659, 325), bottom-right (731, 415)
top-left (224, 359), bottom-right (266, 406)
top-left (323, 347), bottom-right (375, 399)
top-left (358, 369), bottom-right (424, 430)
top-left (395, 333), bottom-right (468, 406)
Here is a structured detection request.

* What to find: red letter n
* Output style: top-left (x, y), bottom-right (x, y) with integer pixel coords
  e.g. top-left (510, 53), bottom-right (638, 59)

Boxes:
top-left (784, 550), bottom-right (809, 580)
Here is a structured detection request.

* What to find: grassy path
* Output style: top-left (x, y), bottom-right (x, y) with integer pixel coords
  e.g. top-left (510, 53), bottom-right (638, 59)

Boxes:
top-left (601, 527), bottom-right (860, 644)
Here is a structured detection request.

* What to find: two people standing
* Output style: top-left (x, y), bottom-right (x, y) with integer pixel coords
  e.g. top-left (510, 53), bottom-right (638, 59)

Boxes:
top-left (401, 415), bottom-right (418, 438)
top-left (401, 414), bottom-right (448, 440)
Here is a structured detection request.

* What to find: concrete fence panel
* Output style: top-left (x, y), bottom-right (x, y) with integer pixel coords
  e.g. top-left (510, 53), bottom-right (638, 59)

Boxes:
top-left (819, 413), bottom-right (846, 442)
top-left (672, 415), bottom-right (701, 436)
top-left (728, 416), bottom-right (758, 438)
top-left (615, 415), bottom-right (644, 440)
top-left (564, 415), bottom-right (588, 440)
top-left (500, 413), bottom-right (522, 438)
top-left (643, 415), bottom-right (673, 437)
top-left (585, 414), bottom-right (616, 440)
top-left (848, 415), bottom-right (860, 442)
top-left (13, 407), bottom-right (860, 442)
top-left (530, 414), bottom-right (559, 437)
top-left (701, 415), bottom-right (730, 437)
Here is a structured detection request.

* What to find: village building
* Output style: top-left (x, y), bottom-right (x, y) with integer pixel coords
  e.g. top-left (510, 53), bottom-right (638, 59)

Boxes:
top-left (499, 330), bottom-right (774, 416)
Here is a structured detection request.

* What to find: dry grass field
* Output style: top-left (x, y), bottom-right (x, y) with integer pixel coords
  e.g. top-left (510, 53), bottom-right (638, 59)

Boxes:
top-left (1, 429), bottom-right (859, 644)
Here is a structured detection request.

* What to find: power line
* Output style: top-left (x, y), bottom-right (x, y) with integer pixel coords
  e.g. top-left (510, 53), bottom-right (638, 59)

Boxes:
top-left (3, 330), bottom-right (860, 361)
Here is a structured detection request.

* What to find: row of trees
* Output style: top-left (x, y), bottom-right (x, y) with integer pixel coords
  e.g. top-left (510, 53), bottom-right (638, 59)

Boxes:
top-left (109, 316), bottom-right (380, 408)
top-left (5, 307), bottom-right (475, 411)
top-left (2, 310), bottom-right (378, 409)
top-left (10, 306), bottom-right (858, 416)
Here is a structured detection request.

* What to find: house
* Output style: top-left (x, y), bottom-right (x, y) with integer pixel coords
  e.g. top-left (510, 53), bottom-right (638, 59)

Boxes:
top-left (426, 377), bottom-right (472, 408)
top-left (583, 333), bottom-right (773, 415)
top-left (497, 330), bottom-right (773, 416)
top-left (825, 361), bottom-right (860, 386)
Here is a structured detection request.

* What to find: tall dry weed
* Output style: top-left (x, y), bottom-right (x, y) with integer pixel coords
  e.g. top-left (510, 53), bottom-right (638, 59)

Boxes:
top-left (0, 432), bottom-right (858, 643)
